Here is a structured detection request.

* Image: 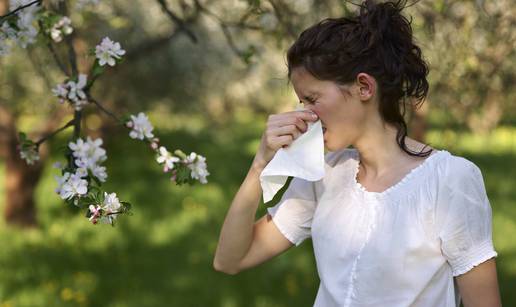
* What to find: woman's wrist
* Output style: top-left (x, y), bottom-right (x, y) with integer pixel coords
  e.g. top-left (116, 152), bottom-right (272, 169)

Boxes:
top-left (250, 157), bottom-right (267, 173)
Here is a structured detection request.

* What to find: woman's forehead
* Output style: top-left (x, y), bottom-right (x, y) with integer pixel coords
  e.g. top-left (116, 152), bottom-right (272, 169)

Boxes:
top-left (291, 68), bottom-right (326, 93)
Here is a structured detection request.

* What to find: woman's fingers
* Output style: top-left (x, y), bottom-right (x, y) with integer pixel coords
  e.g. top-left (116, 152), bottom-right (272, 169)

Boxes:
top-left (254, 110), bottom-right (319, 167)
top-left (268, 110), bottom-right (318, 133)
top-left (267, 125), bottom-right (302, 141)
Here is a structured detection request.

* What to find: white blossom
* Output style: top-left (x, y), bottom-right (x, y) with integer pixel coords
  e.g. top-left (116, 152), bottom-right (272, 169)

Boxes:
top-left (54, 172), bottom-right (71, 195)
top-left (0, 1), bottom-right (39, 55)
top-left (85, 137), bottom-right (107, 163)
top-left (52, 75), bottom-right (88, 109)
top-left (88, 204), bottom-right (101, 224)
top-left (96, 192), bottom-right (121, 224)
top-left (58, 173), bottom-right (88, 200)
top-left (128, 112), bottom-right (154, 140)
top-left (52, 83), bottom-right (68, 103)
top-left (19, 146), bottom-right (40, 165)
top-left (69, 137), bottom-right (107, 173)
top-left (75, 167), bottom-right (88, 178)
top-left (50, 16), bottom-right (73, 43)
top-left (66, 74), bottom-right (88, 110)
top-left (102, 192), bottom-right (121, 213)
top-left (95, 37), bottom-right (125, 67)
top-left (69, 138), bottom-right (89, 159)
top-left (1, 22), bottom-right (17, 39)
top-left (185, 152), bottom-right (209, 184)
top-left (9, 0), bottom-right (40, 49)
top-left (0, 23), bottom-right (15, 56)
top-left (156, 146), bottom-right (180, 172)
top-left (91, 165), bottom-right (107, 182)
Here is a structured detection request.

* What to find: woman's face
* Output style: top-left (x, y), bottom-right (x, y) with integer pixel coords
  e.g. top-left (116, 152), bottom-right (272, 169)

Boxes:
top-left (290, 66), bottom-right (369, 152)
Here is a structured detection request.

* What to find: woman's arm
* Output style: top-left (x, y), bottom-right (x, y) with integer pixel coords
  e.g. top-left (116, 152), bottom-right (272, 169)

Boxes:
top-left (455, 258), bottom-right (502, 307)
top-left (212, 110), bottom-right (318, 274)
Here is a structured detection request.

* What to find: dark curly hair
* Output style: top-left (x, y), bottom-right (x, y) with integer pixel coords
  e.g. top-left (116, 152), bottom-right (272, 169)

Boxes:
top-left (286, 0), bottom-right (432, 157)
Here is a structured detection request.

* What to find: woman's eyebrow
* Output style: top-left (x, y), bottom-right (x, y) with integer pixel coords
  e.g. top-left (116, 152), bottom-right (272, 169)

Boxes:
top-left (303, 92), bottom-right (319, 100)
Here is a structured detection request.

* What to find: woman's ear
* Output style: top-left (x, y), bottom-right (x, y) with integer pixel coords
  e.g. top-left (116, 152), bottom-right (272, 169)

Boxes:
top-left (355, 72), bottom-right (376, 101)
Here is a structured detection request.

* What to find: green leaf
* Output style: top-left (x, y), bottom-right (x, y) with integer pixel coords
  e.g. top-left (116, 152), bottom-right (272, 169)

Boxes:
top-left (18, 132), bottom-right (27, 142)
top-left (90, 61), bottom-right (105, 82)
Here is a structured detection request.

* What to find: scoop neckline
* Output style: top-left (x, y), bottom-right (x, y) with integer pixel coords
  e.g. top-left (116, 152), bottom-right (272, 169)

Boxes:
top-left (351, 148), bottom-right (447, 199)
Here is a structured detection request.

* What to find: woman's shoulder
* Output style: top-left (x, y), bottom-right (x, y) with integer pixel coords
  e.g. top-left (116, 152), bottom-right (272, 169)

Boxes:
top-left (435, 150), bottom-right (485, 190)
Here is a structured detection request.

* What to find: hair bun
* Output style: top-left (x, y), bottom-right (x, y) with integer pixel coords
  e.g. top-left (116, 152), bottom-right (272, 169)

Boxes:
top-left (358, 0), bottom-right (411, 48)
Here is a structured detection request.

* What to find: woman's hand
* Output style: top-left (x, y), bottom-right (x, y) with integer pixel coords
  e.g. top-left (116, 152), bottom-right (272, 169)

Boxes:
top-left (252, 110), bottom-right (319, 170)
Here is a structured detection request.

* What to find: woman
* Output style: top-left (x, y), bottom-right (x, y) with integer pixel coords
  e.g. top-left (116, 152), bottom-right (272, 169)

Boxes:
top-left (213, 1), bottom-right (501, 306)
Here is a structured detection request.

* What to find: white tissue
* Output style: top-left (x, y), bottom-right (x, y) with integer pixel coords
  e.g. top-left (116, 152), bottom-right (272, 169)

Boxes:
top-left (259, 119), bottom-right (325, 203)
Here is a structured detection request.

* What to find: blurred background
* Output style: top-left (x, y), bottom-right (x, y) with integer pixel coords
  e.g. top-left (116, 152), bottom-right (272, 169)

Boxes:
top-left (0, 0), bottom-right (514, 306)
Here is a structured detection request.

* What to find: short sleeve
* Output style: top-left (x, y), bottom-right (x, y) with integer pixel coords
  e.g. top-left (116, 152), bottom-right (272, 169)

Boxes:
top-left (266, 177), bottom-right (317, 247)
top-left (435, 156), bottom-right (498, 277)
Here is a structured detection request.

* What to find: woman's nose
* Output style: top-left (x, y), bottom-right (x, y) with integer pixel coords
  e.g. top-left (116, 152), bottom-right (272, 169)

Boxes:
top-left (305, 107), bottom-right (319, 117)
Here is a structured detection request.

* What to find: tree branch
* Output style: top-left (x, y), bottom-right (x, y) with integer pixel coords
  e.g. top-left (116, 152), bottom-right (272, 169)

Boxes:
top-left (88, 97), bottom-right (123, 123)
top-left (155, 0), bottom-right (198, 44)
top-left (194, 0), bottom-right (250, 62)
top-left (0, 0), bottom-right (41, 21)
top-left (125, 8), bottom-right (200, 61)
top-left (47, 41), bottom-right (70, 76)
top-left (268, 0), bottom-right (297, 40)
top-left (35, 119), bottom-right (75, 147)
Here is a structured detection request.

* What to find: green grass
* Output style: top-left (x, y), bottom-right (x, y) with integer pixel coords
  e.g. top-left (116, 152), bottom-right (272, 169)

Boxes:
top-left (0, 120), bottom-right (514, 307)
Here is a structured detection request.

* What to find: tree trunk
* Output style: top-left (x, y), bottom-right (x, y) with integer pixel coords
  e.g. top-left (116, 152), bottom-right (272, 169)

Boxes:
top-left (0, 107), bottom-right (43, 227)
top-left (409, 100), bottom-right (429, 143)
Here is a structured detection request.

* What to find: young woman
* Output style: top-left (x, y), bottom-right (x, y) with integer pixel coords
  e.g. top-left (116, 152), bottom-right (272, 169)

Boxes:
top-left (213, 1), bottom-right (501, 306)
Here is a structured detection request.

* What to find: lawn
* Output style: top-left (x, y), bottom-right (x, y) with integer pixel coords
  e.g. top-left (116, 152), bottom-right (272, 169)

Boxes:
top-left (0, 116), bottom-right (514, 307)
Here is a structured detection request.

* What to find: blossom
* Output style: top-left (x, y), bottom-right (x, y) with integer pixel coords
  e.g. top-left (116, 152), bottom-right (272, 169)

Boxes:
top-left (58, 173), bottom-right (88, 200)
top-left (102, 192), bottom-right (121, 213)
top-left (95, 37), bottom-right (125, 67)
top-left (69, 137), bottom-right (108, 182)
top-left (75, 167), bottom-right (88, 178)
top-left (0, 23), bottom-right (15, 55)
top-left (88, 205), bottom-right (101, 224)
top-left (69, 138), bottom-right (89, 159)
top-left (1, 22), bottom-right (17, 39)
top-left (0, 1), bottom-right (39, 54)
top-left (92, 192), bottom-right (121, 225)
top-left (91, 165), bottom-right (107, 182)
top-left (52, 83), bottom-right (68, 103)
top-left (52, 74), bottom-right (88, 109)
top-left (128, 112), bottom-right (154, 140)
top-left (13, 24), bottom-right (38, 48)
top-left (66, 74), bottom-right (88, 110)
top-left (185, 152), bottom-right (209, 184)
top-left (50, 16), bottom-right (73, 43)
top-left (19, 146), bottom-right (40, 165)
top-left (156, 146), bottom-right (180, 172)
top-left (85, 137), bottom-right (107, 163)
top-left (54, 172), bottom-right (71, 195)
top-left (9, 0), bottom-right (39, 49)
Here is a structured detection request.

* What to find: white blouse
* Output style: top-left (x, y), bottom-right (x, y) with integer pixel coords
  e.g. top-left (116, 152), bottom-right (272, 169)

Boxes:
top-left (267, 148), bottom-right (498, 307)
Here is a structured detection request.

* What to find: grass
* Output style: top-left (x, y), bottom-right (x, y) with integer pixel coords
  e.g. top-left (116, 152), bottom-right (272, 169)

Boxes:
top-left (0, 118), bottom-right (514, 307)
